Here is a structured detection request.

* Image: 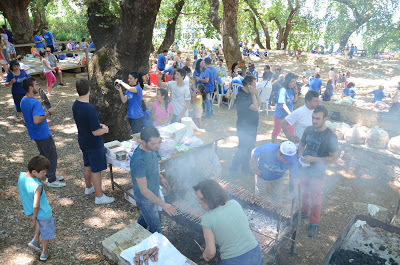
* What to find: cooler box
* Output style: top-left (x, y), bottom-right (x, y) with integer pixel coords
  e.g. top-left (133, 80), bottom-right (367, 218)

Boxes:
top-left (165, 74), bottom-right (173, 82)
top-left (150, 73), bottom-right (158, 86)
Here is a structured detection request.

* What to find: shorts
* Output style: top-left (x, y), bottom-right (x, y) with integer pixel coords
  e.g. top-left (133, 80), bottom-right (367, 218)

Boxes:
top-left (13, 93), bottom-right (25, 112)
top-left (54, 67), bottom-right (61, 74)
top-left (0, 59), bottom-right (6, 65)
top-left (8, 43), bottom-right (16, 54)
top-left (82, 146), bottom-right (107, 173)
top-left (37, 215), bottom-right (56, 240)
top-left (44, 71), bottom-right (56, 87)
top-left (272, 116), bottom-right (294, 137)
top-left (195, 108), bottom-right (203, 118)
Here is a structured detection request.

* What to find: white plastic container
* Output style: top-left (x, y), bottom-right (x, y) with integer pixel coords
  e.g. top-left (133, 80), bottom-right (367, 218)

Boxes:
top-left (158, 122), bottom-right (187, 144)
top-left (104, 140), bottom-right (125, 158)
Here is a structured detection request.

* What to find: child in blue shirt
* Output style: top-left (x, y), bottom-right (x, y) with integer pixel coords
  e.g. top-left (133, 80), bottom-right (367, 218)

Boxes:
top-left (18, 155), bottom-right (55, 261)
top-left (371, 85), bottom-right (386, 103)
top-left (342, 82), bottom-right (356, 98)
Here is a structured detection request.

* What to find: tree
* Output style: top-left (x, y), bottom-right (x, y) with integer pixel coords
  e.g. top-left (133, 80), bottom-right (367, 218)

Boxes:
top-left (0, 0), bottom-right (33, 54)
top-left (30, 0), bottom-right (51, 30)
top-left (244, 9), bottom-right (265, 49)
top-left (157, 0), bottom-right (186, 53)
top-left (324, 0), bottom-right (398, 48)
top-left (208, 0), bottom-right (242, 69)
top-left (87, 0), bottom-right (161, 141)
top-left (244, 0), bottom-right (272, 49)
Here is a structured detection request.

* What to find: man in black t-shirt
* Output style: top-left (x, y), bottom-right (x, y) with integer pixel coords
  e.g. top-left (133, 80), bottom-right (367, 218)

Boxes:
top-left (72, 79), bottom-right (114, 204)
top-left (230, 75), bottom-right (261, 177)
top-left (298, 105), bottom-right (338, 237)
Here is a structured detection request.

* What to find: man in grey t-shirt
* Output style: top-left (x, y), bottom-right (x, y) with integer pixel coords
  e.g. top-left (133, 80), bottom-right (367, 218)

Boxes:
top-left (45, 47), bottom-right (66, 86)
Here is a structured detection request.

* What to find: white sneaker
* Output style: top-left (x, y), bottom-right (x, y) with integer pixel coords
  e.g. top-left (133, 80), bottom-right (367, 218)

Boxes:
top-left (85, 185), bottom-right (95, 195)
top-left (95, 194), bottom-right (115, 204)
top-left (47, 180), bottom-right (66, 188)
top-left (46, 176), bottom-right (64, 182)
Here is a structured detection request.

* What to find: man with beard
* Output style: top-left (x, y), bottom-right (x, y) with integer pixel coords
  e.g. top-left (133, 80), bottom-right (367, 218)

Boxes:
top-left (130, 126), bottom-right (177, 233)
top-left (20, 77), bottom-right (65, 188)
top-left (297, 105), bottom-right (338, 237)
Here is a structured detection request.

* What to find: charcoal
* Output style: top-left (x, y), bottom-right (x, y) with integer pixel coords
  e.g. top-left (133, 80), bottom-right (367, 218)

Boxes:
top-left (329, 249), bottom-right (388, 265)
top-left (379, 245), bottom-right (386, 251)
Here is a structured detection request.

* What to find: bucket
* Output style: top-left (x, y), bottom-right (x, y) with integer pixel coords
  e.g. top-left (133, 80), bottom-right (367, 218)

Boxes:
top-left (150, 73), bottom-right (158, 86)
top-left (165, 74), bottom-right (173, 82)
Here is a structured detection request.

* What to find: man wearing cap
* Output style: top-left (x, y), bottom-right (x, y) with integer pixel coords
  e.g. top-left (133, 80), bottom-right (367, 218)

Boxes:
top-left (298, 105), bottom-right (338, 237)
top-left (281, 90), bottom-right (320, 146)
top-left (250, 141), bottom-right (298, 204)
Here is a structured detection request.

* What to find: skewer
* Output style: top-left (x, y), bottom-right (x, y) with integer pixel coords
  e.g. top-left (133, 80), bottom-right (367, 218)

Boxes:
top-left (54, 99), bottom-right (62, 108)
top-left (194, 239), bottom-right (203, 250)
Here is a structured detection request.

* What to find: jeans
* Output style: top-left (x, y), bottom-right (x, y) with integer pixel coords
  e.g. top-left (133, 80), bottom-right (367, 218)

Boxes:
top-left (34, 136), bottom-right (57, 182)
top-left (220, 244), bottom-right (262, 265)
top-left (2, 48), bottom-right (8, 63)
top-left (128, 117), bottom-right (144, 134)
top-left (204, 92), bottom-right (213, 117)
top-left (231, 125), bottom-right (257, 172)
top-left (136, 197), bottom-right (162, 233)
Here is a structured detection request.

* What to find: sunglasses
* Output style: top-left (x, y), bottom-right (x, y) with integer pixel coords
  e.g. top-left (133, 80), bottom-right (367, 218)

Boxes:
top-left (46, 51), bottom-right (51, 53)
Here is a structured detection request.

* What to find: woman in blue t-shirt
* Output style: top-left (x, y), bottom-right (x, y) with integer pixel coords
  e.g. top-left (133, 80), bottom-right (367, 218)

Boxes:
top-left (115, 72), bottom-right (144, 134)
top-left (193, 59), bottom-right (203, 88)
top-left (5, 60), bottom-right (29, 118)
top-left (271, 73), bottom-right (298, 144)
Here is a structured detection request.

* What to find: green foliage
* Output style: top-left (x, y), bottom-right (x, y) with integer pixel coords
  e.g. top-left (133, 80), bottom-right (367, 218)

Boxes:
top-left (323, 0), bottom-right (399, 50)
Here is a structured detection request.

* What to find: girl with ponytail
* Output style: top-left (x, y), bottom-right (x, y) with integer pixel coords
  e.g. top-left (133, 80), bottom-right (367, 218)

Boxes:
top-left (115, 72), bottom-right (145, 134)
top-left (151, 88), bottom-right (173, 126)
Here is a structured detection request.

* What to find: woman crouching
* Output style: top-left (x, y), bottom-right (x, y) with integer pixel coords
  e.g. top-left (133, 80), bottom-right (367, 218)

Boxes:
top-left (193, 179), bottom-right (262, 265)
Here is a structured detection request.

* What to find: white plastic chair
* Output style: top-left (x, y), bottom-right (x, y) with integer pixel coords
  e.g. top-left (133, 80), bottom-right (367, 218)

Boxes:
top-left (228, 83), bottom-right (242, 110)
top-left (212, 80), bottom-right (219, 103)
top-left (258, 82), bottom-right (272, 114)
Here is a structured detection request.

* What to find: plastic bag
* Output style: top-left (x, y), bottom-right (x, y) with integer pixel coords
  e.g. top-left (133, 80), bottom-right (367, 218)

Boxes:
top-left (388, 135), bottom-right (400, 154)
top-left (365, 127), bottom-right (389, 149)
top-left (344, 125), bottom-right (368, 144)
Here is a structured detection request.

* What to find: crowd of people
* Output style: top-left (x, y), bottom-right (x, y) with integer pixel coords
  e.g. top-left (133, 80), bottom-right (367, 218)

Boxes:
top-left (9, 36), bottom-right (400, 264)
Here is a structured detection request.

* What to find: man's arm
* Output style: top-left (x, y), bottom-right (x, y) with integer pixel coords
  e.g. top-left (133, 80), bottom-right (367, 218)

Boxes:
top-left (281, 118), bottom-right (300, 143)
top-left (157, 73), bottom-right (167, 88)
top-left (92, 124), bottom-right (109, 136)
top-left (33, 107), bottom-right (55, 125)
top-left (136, 177), bottom-right (177, 216)
top-left (250, 149), bottom-right (261, 176)
top-left (32, 186), bottom-right (42, 224)
top-left (297, 141), bottom-right (306, 157)
top-left (303, 152), bottom-right (338, 164)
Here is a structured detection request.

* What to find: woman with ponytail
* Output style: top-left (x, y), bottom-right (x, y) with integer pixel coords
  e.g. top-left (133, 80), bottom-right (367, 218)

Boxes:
top-left (115, 72), bottom-right (145, 134)
top-left (151, 88), bottom-right (173, 126)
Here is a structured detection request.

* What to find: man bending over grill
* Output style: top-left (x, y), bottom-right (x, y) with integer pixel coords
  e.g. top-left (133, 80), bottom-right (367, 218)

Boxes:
top-left (297, 105), bottom-right (338, 237)
top-left (250, 141), bottom-right (298, 205)
top-left (194, 179), bottom-right (262, 264)
top-left (130, 126), bottom-right (177, 233)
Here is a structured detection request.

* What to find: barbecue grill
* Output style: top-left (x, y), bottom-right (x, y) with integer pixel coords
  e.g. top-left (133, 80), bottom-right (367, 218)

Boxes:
top-left (162, 177), bottom-right (300, 263)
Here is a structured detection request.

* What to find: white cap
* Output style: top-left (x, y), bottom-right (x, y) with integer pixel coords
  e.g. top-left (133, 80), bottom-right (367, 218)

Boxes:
top-left (280, 141), bottom-right (297, 164)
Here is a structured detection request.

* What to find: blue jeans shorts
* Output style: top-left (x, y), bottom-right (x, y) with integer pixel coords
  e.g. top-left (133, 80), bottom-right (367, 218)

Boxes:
top-left (37, 215), bottom-right (56, 240)
top-left (82, 147), bottom-right (107, 173)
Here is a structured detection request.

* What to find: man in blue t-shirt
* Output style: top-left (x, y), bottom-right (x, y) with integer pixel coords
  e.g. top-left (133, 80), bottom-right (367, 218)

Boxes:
top-left (130, 126), bottom-right (177, 233)
top-left (72, 78), bottom-right (114, 204)
top-left (42, 27), bottom-right (56, 52)
top-left (371, 85), bottom-right (386, 103)
top-left (342, 82), bottom-right (356, 98)
top-left (251, 141), bottom-right (298, 204)
top-left (20, 77), bottom-right (65, 188)
top-left (196, 57), bottom-right (216, 118)
top-left (308, 74), bottom-right (322, 94)
top-left (157, 50), bottom-right (168, 71)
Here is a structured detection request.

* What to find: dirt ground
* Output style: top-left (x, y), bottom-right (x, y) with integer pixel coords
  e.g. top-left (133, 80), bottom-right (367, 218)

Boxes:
top-left (0, 52), bottom-right (399, 265)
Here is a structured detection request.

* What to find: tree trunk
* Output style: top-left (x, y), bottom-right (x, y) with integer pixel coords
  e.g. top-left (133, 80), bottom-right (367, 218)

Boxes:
top-left (245, 0), bottom-right (271, 49)
top-left (245, 10), bottom-right (265, 49)
top-left (87, 0), bottom-right (162, 142)
top-left (157, 0), bottom-right (185, 53)
top-left (33, 6), bottom-right (48, 30)
top-left (87, 0), bottom-right (119, 50)
top-left (281, 0), bottom-right (300, 50)
top-left (270, 17), bottom-right (284, 50)
top-left (0, 0), bottom-right (33, 55)
top-left (208, 0), bottom-right (242, 70)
